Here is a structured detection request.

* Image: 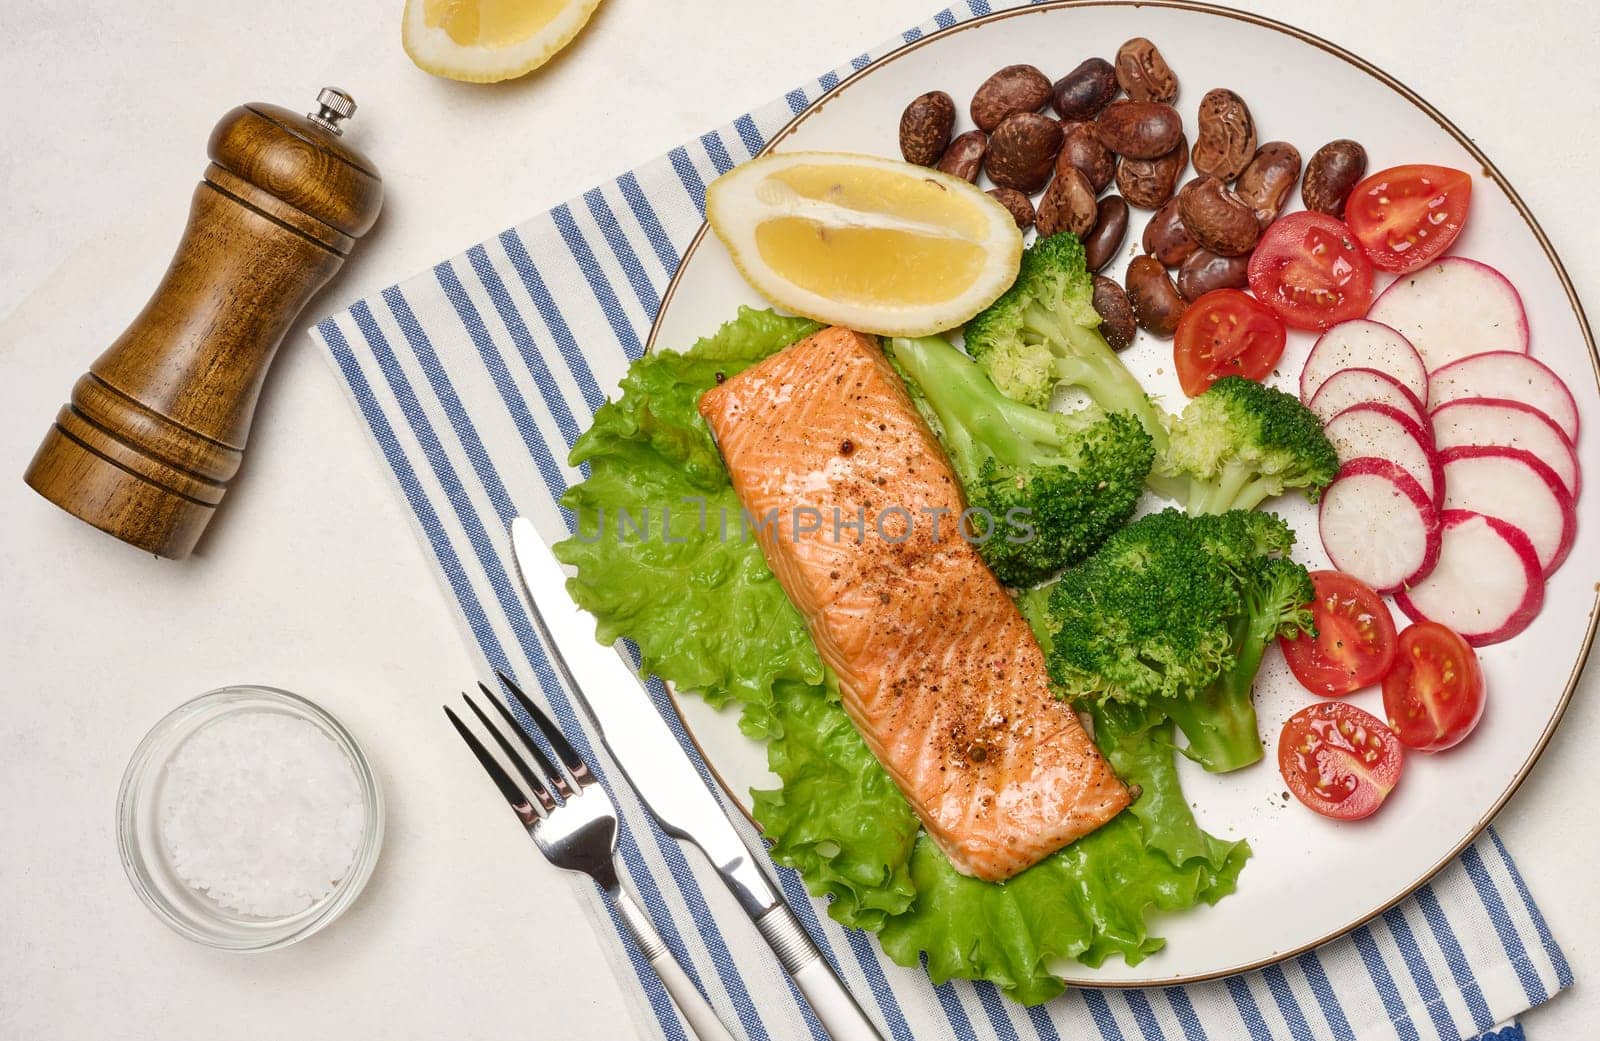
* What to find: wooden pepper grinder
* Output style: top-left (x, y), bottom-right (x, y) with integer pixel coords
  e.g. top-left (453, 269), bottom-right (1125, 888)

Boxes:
top-left (24, 88), bottom-right (383, 558)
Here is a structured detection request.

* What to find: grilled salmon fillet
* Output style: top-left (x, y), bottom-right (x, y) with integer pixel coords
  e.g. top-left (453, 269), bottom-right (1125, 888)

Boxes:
top-left (699, 326), bottom-right (1129, 881)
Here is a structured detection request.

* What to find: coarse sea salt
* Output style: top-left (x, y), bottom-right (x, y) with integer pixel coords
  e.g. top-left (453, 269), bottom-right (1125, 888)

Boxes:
top-left (159, 709), bottom-right (364, 918)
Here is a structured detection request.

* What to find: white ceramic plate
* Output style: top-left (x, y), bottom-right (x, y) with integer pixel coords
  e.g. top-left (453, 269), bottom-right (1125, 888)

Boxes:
top-left (648, 1), bottom-right (1599, 985)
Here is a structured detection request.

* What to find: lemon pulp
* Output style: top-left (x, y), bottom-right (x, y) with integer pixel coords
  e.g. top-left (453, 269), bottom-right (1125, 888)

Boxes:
top-left (755, 220), bottom-right (988, 307)
top-left (423, 0), bottom-right (567, 47)
top-left (705, 152), bottom-right (1022, 336)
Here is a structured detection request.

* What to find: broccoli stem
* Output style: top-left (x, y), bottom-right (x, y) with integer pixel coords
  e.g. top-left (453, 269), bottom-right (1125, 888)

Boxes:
top-left (1189, 461), bottom-right (1257, 515)
top-left (889, 335), bottom-right (1064, 472)
top-left (1050, 340), bottom-right (1169, 455)
top-left (1168, 606), bottom-right (1271, 772)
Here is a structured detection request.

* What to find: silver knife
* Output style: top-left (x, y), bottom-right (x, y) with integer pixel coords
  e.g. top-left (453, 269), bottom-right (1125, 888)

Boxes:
top-left (509, 517), bottom-right (885, 1041)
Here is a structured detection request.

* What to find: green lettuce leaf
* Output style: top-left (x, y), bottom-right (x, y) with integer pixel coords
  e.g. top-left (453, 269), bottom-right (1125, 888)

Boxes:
top-left (554, 308), bottom-right (825, 735)
top-left (554, 307), bottom-right (1249, 1005)
top-left (752, 677), bottom-right (920, 931)
top-left (865, 699), bottom-right (1249, 1005)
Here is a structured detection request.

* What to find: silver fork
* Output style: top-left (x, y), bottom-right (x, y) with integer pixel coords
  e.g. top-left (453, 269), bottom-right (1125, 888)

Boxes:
top-left (445, 675), bottom-right (737, 1041)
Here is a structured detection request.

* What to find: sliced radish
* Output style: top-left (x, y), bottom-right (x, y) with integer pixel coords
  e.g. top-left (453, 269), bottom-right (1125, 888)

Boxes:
top-left (1428, 351), bottom-right (1580, 441)
top-left (1396, 510), bottom-right (1544, 646)
top-left (1319, 458), bottom-right (1441, 594)
top-left (1300, 320), bottom-right (1428, 406)
top-left (1430, 397), bottom-right (1580, 499)
top-left (1308, 367), bottom-right (1427, 428)
top-left (1440, 446), bottom-right (1575, 577)
top-left (1367, 257), bottom-right (1529, 372)
top-left (1325, 402), bottom-right (1444, 504)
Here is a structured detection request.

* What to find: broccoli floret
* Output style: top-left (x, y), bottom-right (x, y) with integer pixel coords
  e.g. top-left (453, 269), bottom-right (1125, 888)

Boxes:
top-left (888, 334), bottom-right (1154, 588)
top-left (1157, 376), bottom-right (1339, 515)
top-left (1040, 508), bottom-right (1315, 772)
top-left (963, 232), bottom-right (1168, 454)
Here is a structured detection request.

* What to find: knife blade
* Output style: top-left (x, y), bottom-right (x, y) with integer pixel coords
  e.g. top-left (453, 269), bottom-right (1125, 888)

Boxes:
top-left (509, 517), bottom-right (884, 1041)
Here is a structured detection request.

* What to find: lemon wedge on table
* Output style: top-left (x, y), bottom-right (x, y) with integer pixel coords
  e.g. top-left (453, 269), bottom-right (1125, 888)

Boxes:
top-left (706, 152), bottom-right (1024, 338)
top-left (402, 0), bottom-right (601, 83)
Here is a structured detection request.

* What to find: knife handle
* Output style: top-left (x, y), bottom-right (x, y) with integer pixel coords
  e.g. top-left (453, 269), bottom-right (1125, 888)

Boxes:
top-left (616, 889), bottom-right (737, 1041)
top-left (755, 905), bottom-right (884, 1041)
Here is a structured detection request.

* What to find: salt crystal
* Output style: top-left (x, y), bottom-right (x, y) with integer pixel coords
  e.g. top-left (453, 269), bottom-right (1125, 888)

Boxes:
top-left (159, 709), bottom-right (365, 918)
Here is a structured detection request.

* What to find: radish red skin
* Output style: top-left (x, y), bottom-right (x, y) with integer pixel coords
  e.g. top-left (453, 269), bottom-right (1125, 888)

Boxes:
top-left (1395, 510), bottom-right (1545, 646)
top-left (1308, 367), bottom-right (1428, 428)
top-left (1300, 319), bottom-right (1428, 406)
top-left (1428, 350), bottom-right (1579, 441)
top-left (1326, 401), bottom-right (1445, 505)
top-left (1439, 444), bottom-right (1576, 576)
top-left (1368, 257), bottom-right (1529, 372)
top-left (1430, 397), bottom-right (1581, 499)
top-left (1319, 457), bottom-right (1442, 593)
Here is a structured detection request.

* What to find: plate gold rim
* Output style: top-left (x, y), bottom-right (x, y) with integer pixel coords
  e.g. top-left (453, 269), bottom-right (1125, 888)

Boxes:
top-left (646, 0), bottom-right (1600, 989)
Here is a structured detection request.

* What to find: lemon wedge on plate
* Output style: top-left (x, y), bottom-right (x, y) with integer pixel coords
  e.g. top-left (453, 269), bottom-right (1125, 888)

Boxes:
top-left (402, 0), bottom-right (601, 83)
top-left (705, 152), bottom-right (1023, 337)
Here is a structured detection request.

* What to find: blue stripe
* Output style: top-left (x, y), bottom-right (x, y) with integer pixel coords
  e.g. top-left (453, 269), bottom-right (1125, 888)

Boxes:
top-left (1461, 845), bottom-right (1548, 1005)
top-left (1123, 989), bottom-right (1166, 1040)
top-left (970, 0), bottom-right (992, 14)
top-left (446, 255), bottom-right (583, 487)
top-left (600, 898), bottom-right (694, 1041)
top-left (1353, 925), bottom-right (1423, 1041)
top-left (850, 52), bottom-right (872, 71)
top-left (1080, 989), bottom-right (1126, 1041)
top-left (496, 228), bottom-right (607, 412)
top-left (1260, 964), bottom-right (1314, 1041)
top-left (617, 170), bottom-right (679, 275)
top-left (1488, 826), bottom-right (1573, 988)
top-left (667, 145), bottom-right (708, 215)
top-left (785, 88), bottom-right (808, 115)
top-left (1296, 950), bottom-right (1356, 1041)
top-left (1381, 906), bottom-right (1457, 1040)
top-left (1223, 977), bottom-right (1273, 1041)
top-left (732, 113), bottom-right (765, 158)
top-left (973, 982), bottom-right (1023, 1041)
top-left (1024, 1004), bottom-right (1064, 1041)
top-left (931, 981), bottom-right (980, 1041)
top-left (363, 293), bottom-right (784, 1041)
top-left (551, 203), bottom-right (645, 360)
top-left (773, 868), bottom-right (913, 1041)
top-left (581, 188), bottom-right (661, 319)
top-left (819, 70), bottom-right (840, 92)
top-left (1162, 986), bottom-right (1209, 1041)
top-left (901, 27), bottom-right (923, 42)
top-left (1416, 883), bottom-right (1494, 1031)
top-left (699, 130), bottom-right (736, 176)
top-left (320, 317), bottom-right (690, 1038)
top-left (1388, 901), bottom-right (1465, 1041)
top-left (935, 8), bottom-right (958, 28)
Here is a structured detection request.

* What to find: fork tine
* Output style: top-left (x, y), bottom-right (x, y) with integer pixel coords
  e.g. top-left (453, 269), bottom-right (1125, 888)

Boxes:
top-left (443, 705), bottom-right (543, 827)
top-left (474, 683), bottom-right (574, 800)
top-left (495, 669), bottom-right (593, 786)
top-left (461, 693), bottom-right (559, 813)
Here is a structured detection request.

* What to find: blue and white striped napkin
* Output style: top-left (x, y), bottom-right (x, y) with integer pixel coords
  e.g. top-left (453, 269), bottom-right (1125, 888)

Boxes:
top-left (311, 4), bottom-right (1572, 1038)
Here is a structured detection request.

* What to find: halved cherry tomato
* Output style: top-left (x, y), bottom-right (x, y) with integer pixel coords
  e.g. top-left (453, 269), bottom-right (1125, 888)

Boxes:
top-left (1173, 289), bottom-right (1287, 397)
top-left (1382, 621), bottom-right (1485, 752)
top-left (1344, 164), bottom-right (1472, 274)
top-left (1248, 211), bottom-right (1375, 331)
top-left (1279, 571), bottom-right (1397, 697)
top-left (1278, 702), bottom-right (1404, 820)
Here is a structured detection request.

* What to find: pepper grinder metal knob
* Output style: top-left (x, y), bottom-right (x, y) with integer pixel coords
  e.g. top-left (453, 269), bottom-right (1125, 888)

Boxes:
top-left (23, 88), bottom-right (384, 558)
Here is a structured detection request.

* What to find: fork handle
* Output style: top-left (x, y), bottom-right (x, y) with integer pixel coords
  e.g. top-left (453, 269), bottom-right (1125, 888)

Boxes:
top-left (615, 890), bottom-right (737, 1041)
top-left (755, 905), bottom-right (884, 1041)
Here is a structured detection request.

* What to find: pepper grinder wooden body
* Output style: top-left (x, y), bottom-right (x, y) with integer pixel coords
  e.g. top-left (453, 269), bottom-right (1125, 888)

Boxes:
top-left (24, 88), bottom-right (382, 558)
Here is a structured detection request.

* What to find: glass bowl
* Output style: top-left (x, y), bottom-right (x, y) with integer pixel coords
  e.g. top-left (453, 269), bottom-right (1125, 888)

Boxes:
top-left (117, 685), bottom-right (384, 951)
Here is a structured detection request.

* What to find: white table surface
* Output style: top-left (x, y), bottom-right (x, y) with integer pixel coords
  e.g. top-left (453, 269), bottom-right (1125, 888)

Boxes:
top-left (1, 2), bottom-right (1594, 1037)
